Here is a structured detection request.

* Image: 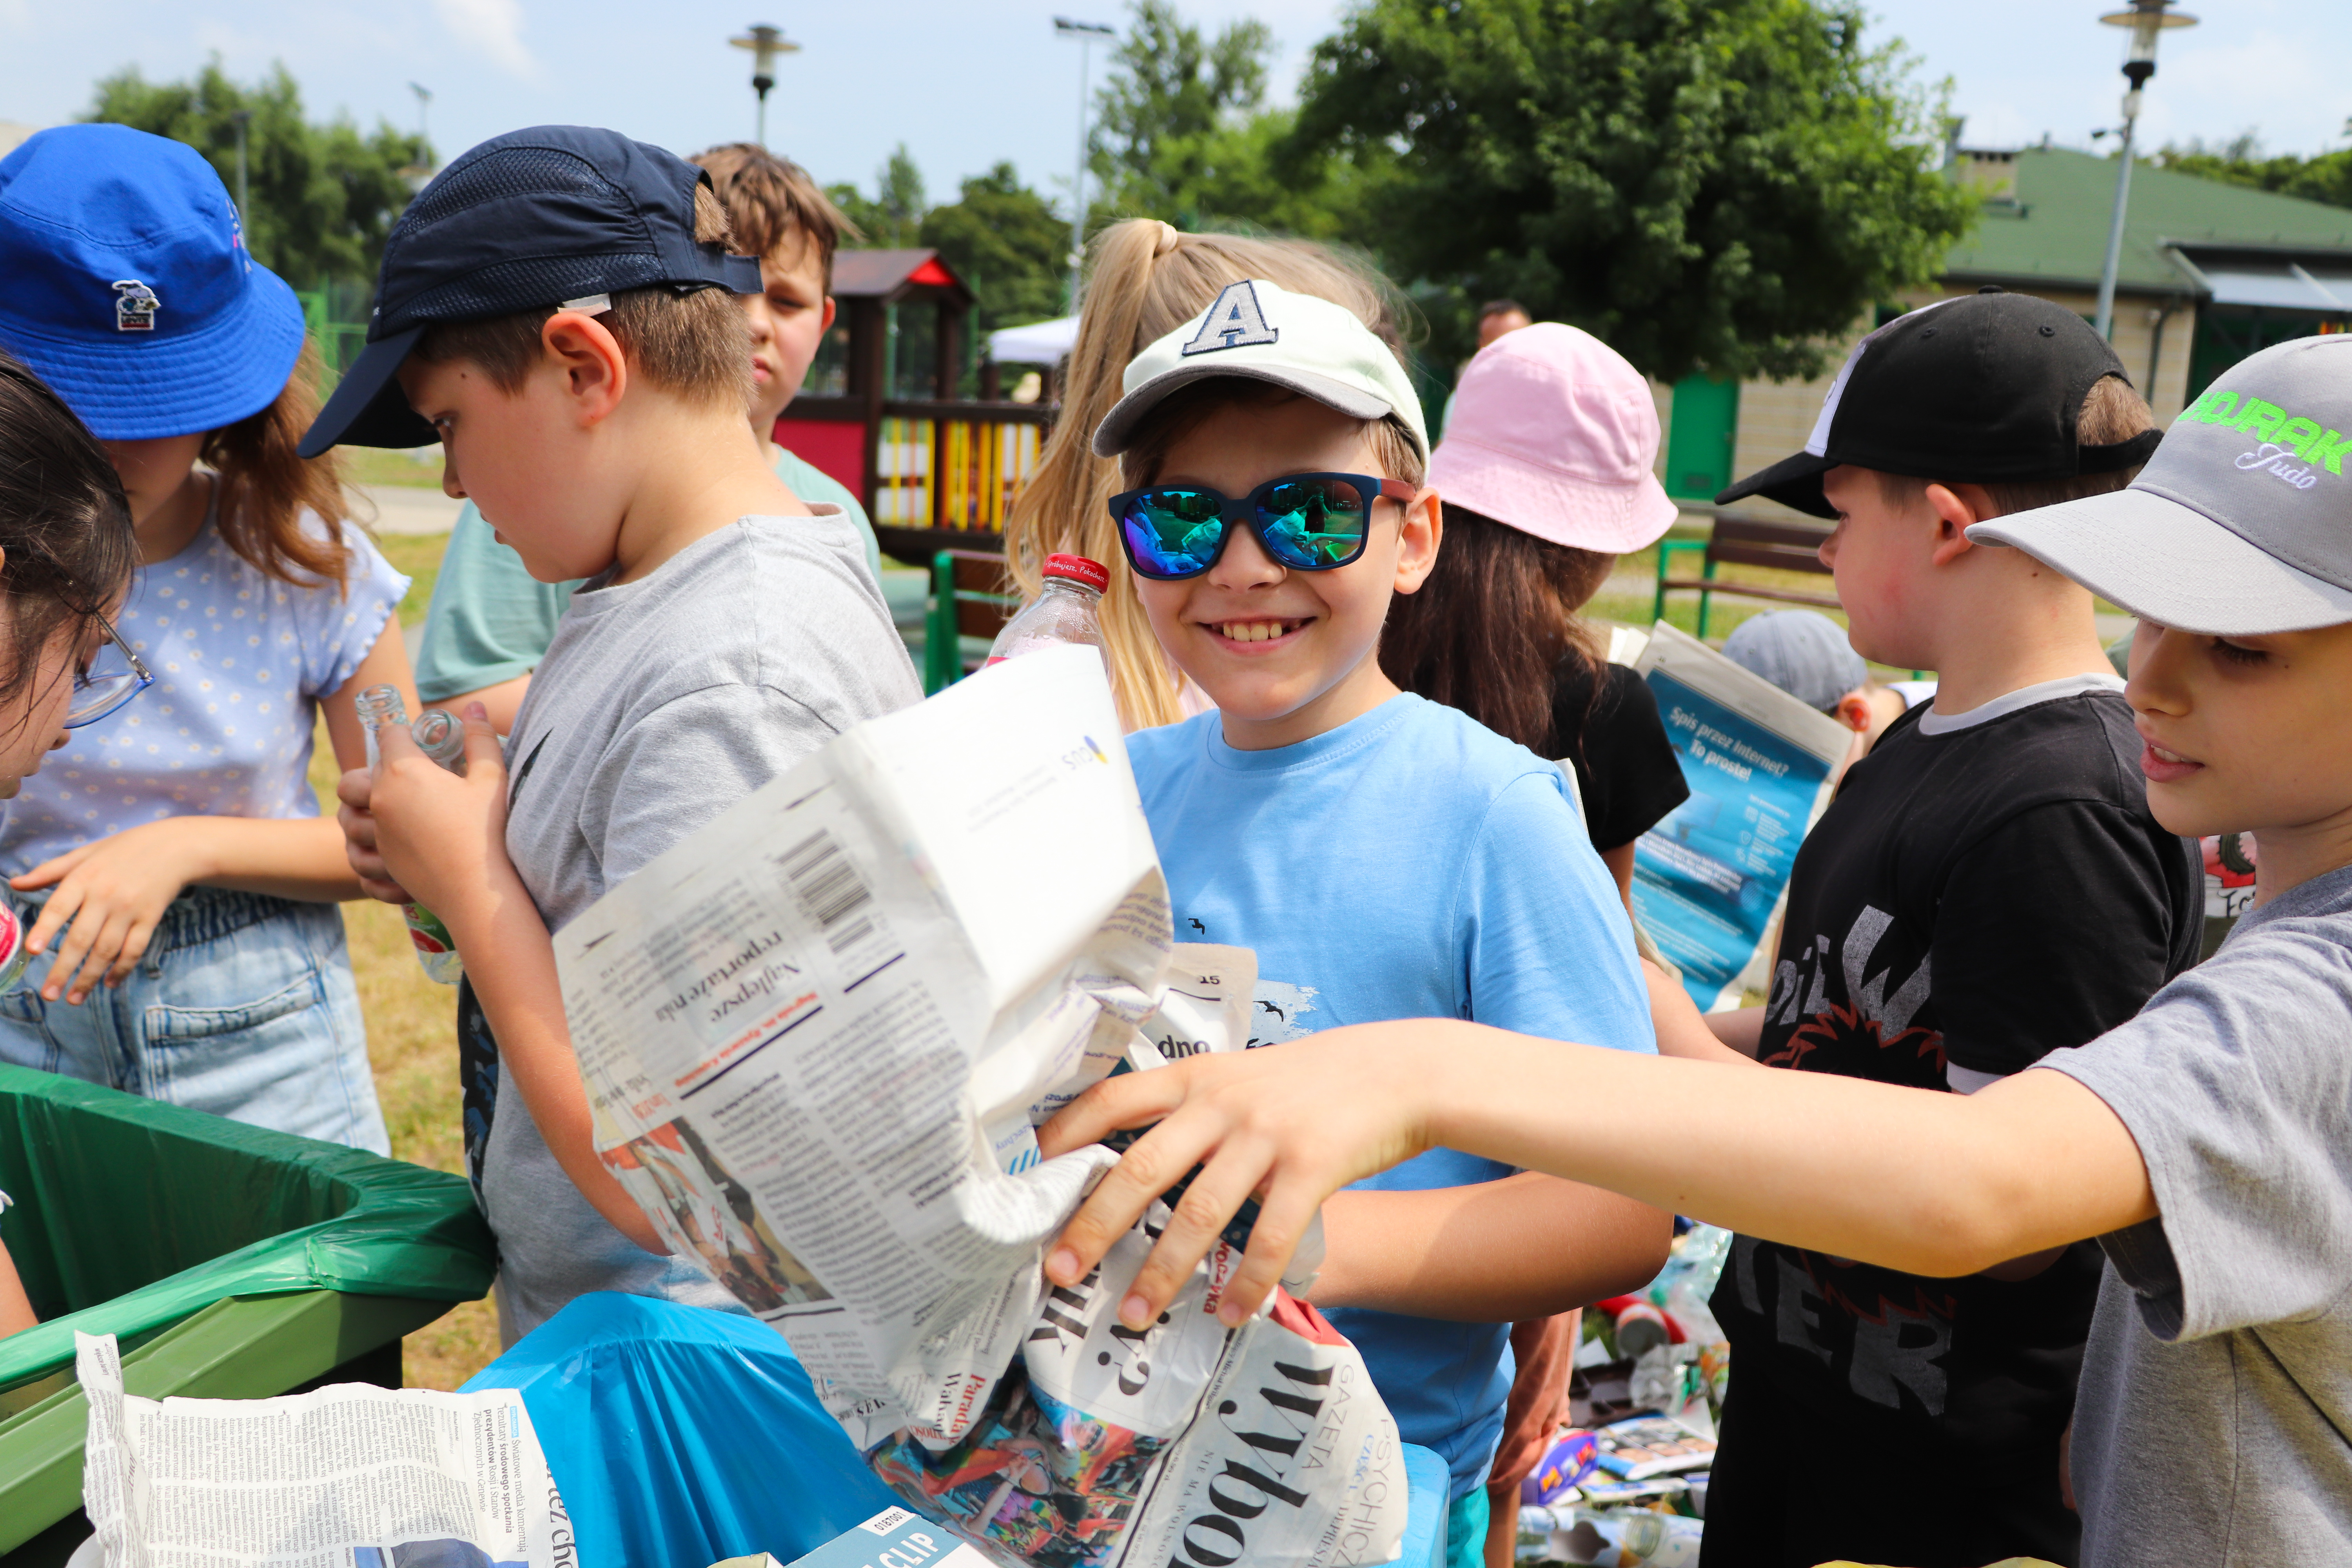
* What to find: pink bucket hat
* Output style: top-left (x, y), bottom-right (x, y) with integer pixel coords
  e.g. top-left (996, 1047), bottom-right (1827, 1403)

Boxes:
top-left (1428, 322), bottom-right (1679, 553)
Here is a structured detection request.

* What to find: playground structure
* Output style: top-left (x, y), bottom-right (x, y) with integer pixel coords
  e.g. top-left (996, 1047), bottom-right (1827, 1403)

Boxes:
top-left (773, 249), bottom-right (1052, 566)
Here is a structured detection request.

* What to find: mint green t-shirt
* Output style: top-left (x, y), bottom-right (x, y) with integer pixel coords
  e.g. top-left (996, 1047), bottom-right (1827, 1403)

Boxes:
top-left (414, 447), bottom-right (877, 704)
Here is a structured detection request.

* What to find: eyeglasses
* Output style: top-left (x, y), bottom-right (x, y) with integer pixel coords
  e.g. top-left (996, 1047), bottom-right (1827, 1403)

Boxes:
top-left (1109, 472), bottom-right (1419, 580)
top-left (65, 614), bottom-right (153, 729)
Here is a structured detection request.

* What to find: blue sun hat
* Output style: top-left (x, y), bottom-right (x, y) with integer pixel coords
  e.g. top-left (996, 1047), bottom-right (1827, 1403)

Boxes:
top-left (0, 123), bottom-right (305, 440)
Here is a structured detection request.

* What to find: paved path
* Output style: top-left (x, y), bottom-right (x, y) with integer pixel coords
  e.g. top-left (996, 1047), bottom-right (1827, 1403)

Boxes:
top-left (350, 484), bottom-right (461, 535)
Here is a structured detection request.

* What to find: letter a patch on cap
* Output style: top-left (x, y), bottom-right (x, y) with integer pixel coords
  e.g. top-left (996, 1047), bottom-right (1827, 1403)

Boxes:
top-left (1181, 280), bottom-right (1279, 357)
top-left (111, 281), bottom-right (160, 332)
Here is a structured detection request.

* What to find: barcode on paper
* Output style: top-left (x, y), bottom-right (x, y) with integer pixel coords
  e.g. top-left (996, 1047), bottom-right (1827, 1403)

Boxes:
top-left (779, 829), bottom-right (877, 953)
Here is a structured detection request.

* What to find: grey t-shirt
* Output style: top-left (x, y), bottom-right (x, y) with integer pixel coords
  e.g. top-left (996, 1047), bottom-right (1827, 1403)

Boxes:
top-left (2038, 862), bottom-right (2352, 1566)
top-left (486, 508), bottom-right (922, 1341)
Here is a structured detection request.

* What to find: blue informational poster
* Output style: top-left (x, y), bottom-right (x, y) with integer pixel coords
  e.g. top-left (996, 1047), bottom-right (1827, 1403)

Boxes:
top-left (1628, 623), bottom-right (1853, 1011)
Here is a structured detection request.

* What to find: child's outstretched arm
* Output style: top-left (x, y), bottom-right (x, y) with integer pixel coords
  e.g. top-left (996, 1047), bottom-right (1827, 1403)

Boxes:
top-left (1310, 1172), bottom-right (1669, 1321)
top-left (1038, 1020), bottom-right (2155, 1330)
top-left (369, 707), bottom-right (665, 1256)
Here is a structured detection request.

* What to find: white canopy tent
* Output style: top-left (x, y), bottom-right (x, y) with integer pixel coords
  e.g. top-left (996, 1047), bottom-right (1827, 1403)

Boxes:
top-left (988, 315), bottom-right (1080, 365)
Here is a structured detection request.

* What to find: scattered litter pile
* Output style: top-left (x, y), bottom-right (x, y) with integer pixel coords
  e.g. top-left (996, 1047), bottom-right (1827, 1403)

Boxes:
top-left (1513, 1225), bottom-right (1732, 1566)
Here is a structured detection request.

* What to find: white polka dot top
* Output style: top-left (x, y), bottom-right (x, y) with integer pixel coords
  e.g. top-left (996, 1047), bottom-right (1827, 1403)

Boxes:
top-left (0, 485), bottom-right (407, 878)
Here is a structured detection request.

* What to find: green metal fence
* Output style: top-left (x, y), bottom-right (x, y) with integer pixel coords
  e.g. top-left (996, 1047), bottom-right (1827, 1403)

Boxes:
top-left (294, 279), bottom-right (372, 387)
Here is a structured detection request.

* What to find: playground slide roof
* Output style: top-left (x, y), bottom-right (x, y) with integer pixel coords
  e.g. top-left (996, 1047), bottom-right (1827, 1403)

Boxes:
top-left (1943, 147), bottom-right (2352, 300)
top-left (831, 248), bottom-right (971, 306)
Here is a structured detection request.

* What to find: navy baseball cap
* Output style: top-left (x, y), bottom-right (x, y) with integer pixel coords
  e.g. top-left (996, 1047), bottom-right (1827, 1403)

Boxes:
top-left (1718, 290), bottom-right (2163, 519)
top-left (299, 125), bottom-right (763, 457)
top-left (0, 124), bottom-right (305, 441)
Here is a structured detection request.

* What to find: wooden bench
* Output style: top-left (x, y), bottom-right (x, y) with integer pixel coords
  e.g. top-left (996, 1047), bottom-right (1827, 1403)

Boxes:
top-left (924, 549), bottom-right (1020, 694)
top-left (1653, 512), bottom-right (1841, 639)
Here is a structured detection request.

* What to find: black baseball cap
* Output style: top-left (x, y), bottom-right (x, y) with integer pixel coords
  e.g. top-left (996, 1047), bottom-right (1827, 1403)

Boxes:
top-left (298, 125), bottom-right (762, 457)
top-left (1717, 290), bottom-right (2164, 519)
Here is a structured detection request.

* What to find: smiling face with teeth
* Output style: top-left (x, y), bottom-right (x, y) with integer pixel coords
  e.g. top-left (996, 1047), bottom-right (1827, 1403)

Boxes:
top-left (1127, 390), bottom-right (1439, 751)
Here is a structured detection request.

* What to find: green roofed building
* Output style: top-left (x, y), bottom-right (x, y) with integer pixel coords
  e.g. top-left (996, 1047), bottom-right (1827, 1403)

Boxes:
top-left (1657, 145), bottom-right (2352, 511)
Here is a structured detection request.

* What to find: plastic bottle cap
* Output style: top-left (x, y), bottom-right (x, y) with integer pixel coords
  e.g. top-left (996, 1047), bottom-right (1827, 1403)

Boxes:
top-left (1042, 554), bottom-right (1110, 592)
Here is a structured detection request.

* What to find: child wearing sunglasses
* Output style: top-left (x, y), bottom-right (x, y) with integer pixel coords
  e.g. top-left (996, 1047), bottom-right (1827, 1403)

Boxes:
top-left (0, 126), bottom-right (415, 1152)
top-left (1102, 279), bottom-right (1670, 1568)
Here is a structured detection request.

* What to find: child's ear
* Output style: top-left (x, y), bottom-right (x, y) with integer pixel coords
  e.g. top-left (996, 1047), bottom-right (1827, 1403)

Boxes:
top-left (1834, 691), bottom-right (1874, 733)
top-left (821, 296), bottom-right (837, 332)
top-left (1392, 485), bottom-right (1442, 595)
top-left (542, 310), bottom-right (630, 427)
top-left (1921, 482), bottom-right (1987, 568)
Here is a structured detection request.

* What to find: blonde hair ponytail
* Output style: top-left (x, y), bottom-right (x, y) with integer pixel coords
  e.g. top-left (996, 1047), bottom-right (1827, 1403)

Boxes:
top-left (1003, 220), bottom-right (1405, 730)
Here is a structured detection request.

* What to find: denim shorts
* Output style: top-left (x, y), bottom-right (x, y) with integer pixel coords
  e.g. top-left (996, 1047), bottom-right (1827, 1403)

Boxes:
top-left (0, 886), bottom-right (388, 1154)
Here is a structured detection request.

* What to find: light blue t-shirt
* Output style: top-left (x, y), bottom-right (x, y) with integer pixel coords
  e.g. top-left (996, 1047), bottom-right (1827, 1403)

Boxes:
top-left (1125, 693), bottom-right (1653, 1500)
top-left (2, 492), bottom-right (406, 875)
top-left (414, 446), bottom-right (876, 705)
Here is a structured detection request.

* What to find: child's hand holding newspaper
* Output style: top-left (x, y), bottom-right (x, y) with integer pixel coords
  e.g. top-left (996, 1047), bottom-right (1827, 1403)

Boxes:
top-left (1040, 1027), bottom-right (1441, 1329)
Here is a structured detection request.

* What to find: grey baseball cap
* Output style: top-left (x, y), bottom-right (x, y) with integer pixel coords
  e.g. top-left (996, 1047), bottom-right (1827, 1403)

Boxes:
top-left (1720, 610), bottom-right (1869, 713)
top-left (1969, 334), bottom-right (2352, 635)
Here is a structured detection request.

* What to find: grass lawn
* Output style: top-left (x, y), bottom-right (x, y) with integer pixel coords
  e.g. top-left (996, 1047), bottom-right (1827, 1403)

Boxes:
top-left (341, 447), bottom-right (445, 489)
top-left (307, 525), bottom-right (502, 1390)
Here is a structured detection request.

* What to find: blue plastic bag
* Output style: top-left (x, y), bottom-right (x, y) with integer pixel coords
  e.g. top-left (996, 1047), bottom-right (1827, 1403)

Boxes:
top-left (466, 1290), bottom-right (1455, 1568)
top-left (462, 1292), bottom-right (896, 1568)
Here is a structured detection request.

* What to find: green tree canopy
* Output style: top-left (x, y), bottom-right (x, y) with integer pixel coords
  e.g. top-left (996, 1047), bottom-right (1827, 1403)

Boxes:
top-left (920, 163), bottom-right (1069, 337)
top-left (1288, 0), bottom-right (1978, 380)
top-left (85, 60), bottom-right (428, 291)
top-left (1086, 0), bottom-right (1352, 239)
top-left (2154, 125), bottom-right (2352, 211)
top-left (827, 145), bottom-right (928, 248)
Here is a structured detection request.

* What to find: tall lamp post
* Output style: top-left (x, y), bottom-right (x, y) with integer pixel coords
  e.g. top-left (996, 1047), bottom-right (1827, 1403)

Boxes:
top-left (1055, 17), bottom-right (1116, 315)
top-left (730, 24), bottom-right (800, 149)
top-left (228, 109), bottom-right (252, 232)
top-left (2092, 0), bottom-right (2197, 340)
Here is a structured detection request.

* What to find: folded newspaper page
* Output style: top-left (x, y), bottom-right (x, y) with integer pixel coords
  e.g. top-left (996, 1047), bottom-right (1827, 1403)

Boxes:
top-left (552, 647), bottom-right (1404, 1568)
top-left (1629, 622), bottom-right (1856, 1010)
top-left (74, 1332), bottom-right (566, 1568)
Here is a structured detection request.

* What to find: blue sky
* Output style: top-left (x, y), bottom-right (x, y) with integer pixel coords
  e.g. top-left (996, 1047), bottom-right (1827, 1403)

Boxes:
top-left (0, 0), bottom-right (2339, 211)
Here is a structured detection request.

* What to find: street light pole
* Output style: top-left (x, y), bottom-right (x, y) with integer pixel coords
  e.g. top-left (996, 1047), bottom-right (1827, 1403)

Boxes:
top-left (1055, 17), bottom-right (1116, 316)
top-left (228, 109), bottom-right (252, 233)
top-left (2092, 0), bottom-right (2197, 340)
top-left (730, 24), bottom-right (800, 148)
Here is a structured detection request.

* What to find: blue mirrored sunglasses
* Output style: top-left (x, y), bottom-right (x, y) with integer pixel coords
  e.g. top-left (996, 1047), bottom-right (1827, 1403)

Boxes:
top-left (1109, 472), bottom-right (1419, 580)
top-left (65, 614), bottom-right (152, 728)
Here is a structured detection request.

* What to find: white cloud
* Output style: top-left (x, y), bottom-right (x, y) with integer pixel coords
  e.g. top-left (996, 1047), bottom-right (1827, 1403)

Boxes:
top-left (433, 0), bottom-right (534, 78)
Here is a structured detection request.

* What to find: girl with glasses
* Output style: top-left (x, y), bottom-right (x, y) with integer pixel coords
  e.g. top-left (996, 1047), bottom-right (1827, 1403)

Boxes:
top-left (0, 127), bottom-right (417, 1153)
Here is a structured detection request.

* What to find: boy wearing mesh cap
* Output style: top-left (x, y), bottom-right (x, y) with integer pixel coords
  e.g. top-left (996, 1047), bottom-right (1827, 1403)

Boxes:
top-left (318, 126), bottom-right (921, 1341)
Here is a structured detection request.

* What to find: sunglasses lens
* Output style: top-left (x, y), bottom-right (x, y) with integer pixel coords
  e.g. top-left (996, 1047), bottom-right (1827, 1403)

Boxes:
top-left (1120, 489), bottom-right (1226, 577)
top-left (1257, 477), bottom-right (1371, 569)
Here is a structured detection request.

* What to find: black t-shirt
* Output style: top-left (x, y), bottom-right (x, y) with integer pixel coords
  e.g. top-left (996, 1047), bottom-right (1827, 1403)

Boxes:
top-left (1549, 659), bottom-right (1690, 852)
top-left (1706, 678), bottom-right (2200, 1565)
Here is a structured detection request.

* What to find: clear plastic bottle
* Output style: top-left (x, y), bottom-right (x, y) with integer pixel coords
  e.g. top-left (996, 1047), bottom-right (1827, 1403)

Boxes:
top-left (356, 684), bottom-right (466, 985)
top-left (985, 553), bottom-right (1112, 681)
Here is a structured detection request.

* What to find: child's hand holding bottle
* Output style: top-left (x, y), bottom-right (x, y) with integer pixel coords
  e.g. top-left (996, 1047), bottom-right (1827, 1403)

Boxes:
top-left (355, 688), bottom-right (492, 985)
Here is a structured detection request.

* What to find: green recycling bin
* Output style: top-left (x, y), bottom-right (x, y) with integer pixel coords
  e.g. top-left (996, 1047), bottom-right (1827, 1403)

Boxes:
top-left (0, 1064), bottom-right (496, 1556)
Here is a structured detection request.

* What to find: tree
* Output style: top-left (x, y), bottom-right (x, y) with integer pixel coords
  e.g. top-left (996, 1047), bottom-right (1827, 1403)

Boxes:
top-left (85, 60), bottom-right (428, 290)
top-left (2153, 125), bottom-right (2352, 212)
top-left (827, 145), bottom-right (928, 248)
top-left (1287, 0), bottom-right (1979, 381)
top-left (1086, 0), bottom-right (1352, 239)
top-left (920, 163), bottom-right (1069, 338)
